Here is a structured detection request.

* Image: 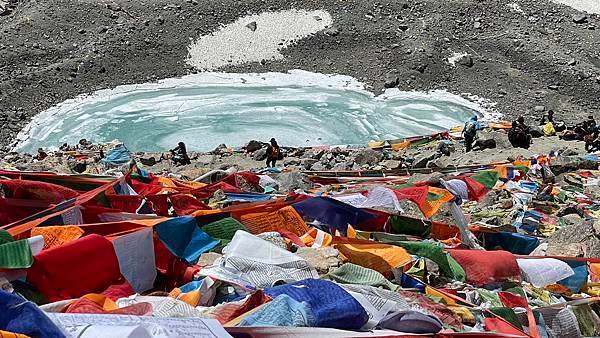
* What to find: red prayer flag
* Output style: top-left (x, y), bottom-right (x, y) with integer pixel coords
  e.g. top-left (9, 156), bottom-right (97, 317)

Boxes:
top-left (499, 291), bottom-right (529, 308)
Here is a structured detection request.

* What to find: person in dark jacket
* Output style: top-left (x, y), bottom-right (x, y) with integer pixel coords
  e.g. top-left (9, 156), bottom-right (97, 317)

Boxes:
top-left (508, 116), bottom-right (532, 149)
top-left (265, 138), bottom-right (280, 168)
top-left (461, 116), bottom-right (478, 152)
top-left (170, 142), bottom-right (191, 166)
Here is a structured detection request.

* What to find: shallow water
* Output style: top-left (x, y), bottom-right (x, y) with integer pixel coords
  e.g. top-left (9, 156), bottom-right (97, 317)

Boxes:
top-left (15, 71), bottom-right (487, 152)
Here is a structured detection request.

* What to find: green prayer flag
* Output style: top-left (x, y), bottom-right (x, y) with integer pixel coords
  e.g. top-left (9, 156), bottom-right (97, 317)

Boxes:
top-left (470, 170), bottom-right (501, 189)
top-left (0, 238), bottom-right (33, 269)
top-left (201, 217), bottom-right (247, 241)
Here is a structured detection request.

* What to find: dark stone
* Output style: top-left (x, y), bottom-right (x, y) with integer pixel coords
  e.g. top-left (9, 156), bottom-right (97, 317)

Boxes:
top-left (70, 161), bottom-right (87, 173)
top-left (245, 140), bottom-right (263, 152)
top-left (139, 156), bottom-right (156, 166)
top-left (457, 55), bottom-right (474, 67)
top-left (352, 149), bottom-right (383, 165)
top-left (246, 21), bottom-right (257, 31)
top-left (572, 14), bottom-right (588, 24)
top-left (384, 70), bottom-right (399, 88)
top-left (323, 27), bottom-right (339, 36)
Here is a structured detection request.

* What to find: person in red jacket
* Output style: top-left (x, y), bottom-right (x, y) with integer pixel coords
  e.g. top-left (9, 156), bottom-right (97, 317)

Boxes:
top-left (265, 138), bottom-right (280, 168)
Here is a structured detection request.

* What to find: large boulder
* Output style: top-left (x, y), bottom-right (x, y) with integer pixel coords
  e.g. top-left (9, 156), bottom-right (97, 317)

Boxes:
top-left (412, 151), bottom-right (439, 169)
top-left (275, 171), bottom-right (314, 192)
top-left (300, 158), bottom-right (318, 170)
top-left (477, 130), bottom-right (510, 149)
top-left (381, 159), bottom-right (402, 169)
top-left (352, 149), bottom-right (383, 166)
top-left (310, 162), bottom-right (328, 171)
top-left (139, 156), bottom-right (156, 166)
top-left (245, 140), bottom-right (263, 153)
top-left (212, 144), bottom-right (228, 155)
top-left (295, 247), bottom-right (343, 275)
top-left (384, 70), bottom-right (400, 88)
top-left (253, 148), bottom-right (267, 161)
top-left (546, 216), bottom-right (600, 258)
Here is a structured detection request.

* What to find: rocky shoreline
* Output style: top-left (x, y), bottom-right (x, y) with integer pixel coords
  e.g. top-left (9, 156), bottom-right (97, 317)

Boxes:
top-left (1, 0), bottom-right (600, 152)
top-left (2, 129), bottom-right (592, 179)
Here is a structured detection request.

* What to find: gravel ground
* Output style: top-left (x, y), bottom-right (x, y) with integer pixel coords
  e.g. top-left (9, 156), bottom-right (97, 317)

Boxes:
top-left (1, 0), bottom-right (599, 153)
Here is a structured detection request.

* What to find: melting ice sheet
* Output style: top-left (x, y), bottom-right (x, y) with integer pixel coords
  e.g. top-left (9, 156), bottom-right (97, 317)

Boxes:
top-left (15, 70), bottom-right (491, 152)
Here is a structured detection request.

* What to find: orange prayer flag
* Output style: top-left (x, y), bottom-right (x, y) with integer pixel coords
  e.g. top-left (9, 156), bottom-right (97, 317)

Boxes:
top-left (240, 206), bottom-right (309, 236)
top-left (335, 242), bottom-right (412, 274)
top-left (31, 225), bottom-right (84, 250)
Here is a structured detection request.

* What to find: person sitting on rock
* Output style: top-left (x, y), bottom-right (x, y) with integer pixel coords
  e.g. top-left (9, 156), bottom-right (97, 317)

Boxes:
top-left (266, 138), bottom-right (281, 168)
top-left (34, 148), bottom-right (48, 161)
top-left (585, 127), bottom-right (600, 153)
top-left (583, 115), bottom-right (597, 135)
top-left (461, 116), bottom-right (479, 152)
top-left (571, 116), bottom-right (596, 141)
top-left (77, 138), bottom-right (92, 150)
top-left (508, 117), bottom-right (532, 149)
top-left (538, 110), bottom-right (566, 133)
top-left (170, 142), bottom-right (191, 166)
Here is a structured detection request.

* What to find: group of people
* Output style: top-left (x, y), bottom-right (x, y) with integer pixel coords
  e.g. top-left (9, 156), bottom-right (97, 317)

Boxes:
top-left (463, 111), bottom-right (598, 153)
top-left (166, 138), bottom-right (282, 168)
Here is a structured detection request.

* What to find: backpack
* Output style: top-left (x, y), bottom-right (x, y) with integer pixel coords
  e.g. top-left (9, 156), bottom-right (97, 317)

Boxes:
top-left (543, 122), bottom-right (555, 136)
top-left (464, 121), bottom-right (477, 137)
top-left (270, 147), bottom-right (280, 160)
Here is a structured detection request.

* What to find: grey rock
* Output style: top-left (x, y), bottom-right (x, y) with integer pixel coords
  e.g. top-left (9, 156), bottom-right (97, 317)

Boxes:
top-left (275, 171), bottom-right (314, 192)
top-left (253, 148), bottom-right (267, 161)
top-left (412, 151), bottom-right (438, 168)
top-left (572, 14), bottom-right (588, 24)
top-left (310, 149), bottom-right (326, 160)
top-left (246, 21), bottom-right (257, 31)
top-left (323, 27), bottom-right (339, 36)
top-left (301, 158), bottom-right (318, 170)
top-left (547, 217), bottom-right (600, 258)
top-left (197, 252), bottom-right (222, 267)
top-left (533, 105), bottom-right (545, 112)
top-left (310, 162), bottom-right (328, 171)
top-left (106, 2), bottom-right (122, 11)
top-left (0, 0), bottom-right (9, 15)
top-left (213, 143), bottom-right (228, 154)
top-left (398, 24), bottom-right (409, 31)
top-left (381, 159), bottom-right (401, 169)
top-left (384, 70), bottom-right (399, 88)
top-left (352, 149), bottom-right (383, 165)
top-left (283, 158), bottom-right (300, 166)
top-left (295, 247), bottom-right (341, 275)
top-left (245, 140), bottom-right (263, 152)
top-left (139, 156), bottom-right (156, 166)
top-left (457, 54), bottom-right (474, 67)
top-left (480, 130), bottom-right (511, 149)
top-left (331, 162), bottom-right (349, 171)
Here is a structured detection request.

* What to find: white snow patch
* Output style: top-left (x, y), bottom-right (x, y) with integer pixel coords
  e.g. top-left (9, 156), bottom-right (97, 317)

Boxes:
top-left (551, 0), bottom-right (600, 14)
top-left (187, 10), bottom-right (333, 70)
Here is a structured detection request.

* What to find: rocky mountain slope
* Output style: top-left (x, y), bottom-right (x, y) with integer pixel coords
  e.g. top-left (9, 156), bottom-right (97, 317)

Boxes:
top-left (1, 0), bottom-right (599, 152)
